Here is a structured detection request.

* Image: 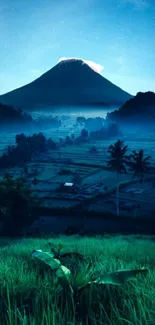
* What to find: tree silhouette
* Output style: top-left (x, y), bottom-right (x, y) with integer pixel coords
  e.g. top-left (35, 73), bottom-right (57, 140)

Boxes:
top-left (81, 128), bottom-right (88, 139)
top-left (0, 174), bottom-right (39, 236)
top-left (107, 140), bottom-right (129, 216)
top-left (128, 149), bottom-right (151, 183)
top-left (76, 116), bottom-right (86, 129)
top-left (0, 132), bottom-right (48, 168)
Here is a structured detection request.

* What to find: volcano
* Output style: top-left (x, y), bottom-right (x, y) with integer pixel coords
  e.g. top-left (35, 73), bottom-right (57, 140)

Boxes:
top-left (0, 58), bottom-right (132, 111)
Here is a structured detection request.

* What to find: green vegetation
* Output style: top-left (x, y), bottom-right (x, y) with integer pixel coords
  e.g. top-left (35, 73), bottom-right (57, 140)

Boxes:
top-left (0, 132), bottom-right (56, 168)
top-left (0, 235), bottom-right (154, 325)
top-left (33, 244), bottom-right (147, 300)
top-left (0, 174), bottom-right (39, 236)
top-left (107, 140), bottom-right (152, 216)
top-left (107, 140), bottom-right (129, 216)
top-left (128, 149), bottom-right (152, 183)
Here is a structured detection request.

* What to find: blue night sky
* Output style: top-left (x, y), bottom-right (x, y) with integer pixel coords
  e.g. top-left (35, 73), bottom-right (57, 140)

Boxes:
top-left (0, 0), bottom-right (155, 96)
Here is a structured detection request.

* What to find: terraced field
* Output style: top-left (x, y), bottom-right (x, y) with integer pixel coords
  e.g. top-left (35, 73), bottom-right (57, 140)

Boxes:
top-left (1, 130), bottom-right (155, 213)
top-left (35, 163), bottom-right (100, 185)
top-left (1, 135), bottom-right (155, 171)
top-left (44, 139), bottom-right (155, 166)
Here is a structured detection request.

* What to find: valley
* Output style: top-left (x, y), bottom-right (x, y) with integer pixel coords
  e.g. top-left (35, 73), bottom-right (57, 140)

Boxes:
top-left (1, 115), bottom-right (155, 221)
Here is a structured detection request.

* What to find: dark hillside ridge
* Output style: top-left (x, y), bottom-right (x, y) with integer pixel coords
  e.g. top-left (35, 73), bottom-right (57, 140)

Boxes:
top-left (107, 91), bottom-right (155, 123)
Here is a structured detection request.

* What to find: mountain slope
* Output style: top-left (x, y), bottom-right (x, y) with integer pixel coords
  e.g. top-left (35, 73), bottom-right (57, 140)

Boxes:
top-left (107, 91), bottom-right (155, 123)
top-left (0, 59), bottom-right (132, 110)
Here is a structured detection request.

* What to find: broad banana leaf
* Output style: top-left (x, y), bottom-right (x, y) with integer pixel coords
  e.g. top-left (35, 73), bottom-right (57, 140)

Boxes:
top-left (32, 250), bottom-right (61, 270)
top-left (93, 268), bottom-right (148, 285)
top-left (56, 265), bottom-right (72, 290)
top-left (56, 265), bottom-right (71, 280)
top-left (32, 250), bottom-right (72, 289)
top-left (77, 268), bottom-right (148, 291)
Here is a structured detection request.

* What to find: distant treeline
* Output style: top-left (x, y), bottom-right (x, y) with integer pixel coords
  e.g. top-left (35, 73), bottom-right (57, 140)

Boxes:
top-left (0, 102), bottom-right (61, 131)
top-left (0, 132), bottom-right (56, 168)
top-left (0, 123), bottom-right (121, 169)
top-left (0, 102), bottom-right (32, 125)
top-left (76, 116), bottom-right (122, 141)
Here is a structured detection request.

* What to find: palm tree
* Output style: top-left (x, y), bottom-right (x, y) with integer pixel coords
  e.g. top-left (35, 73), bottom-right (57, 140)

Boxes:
top-left (128, 149), bottom-right (151, 183)
top-left (107, 140), bottom-right (129, 216)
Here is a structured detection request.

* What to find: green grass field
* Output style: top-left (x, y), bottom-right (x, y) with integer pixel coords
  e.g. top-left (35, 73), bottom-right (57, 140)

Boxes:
top-left (0, 235), bottom-right (155, 325)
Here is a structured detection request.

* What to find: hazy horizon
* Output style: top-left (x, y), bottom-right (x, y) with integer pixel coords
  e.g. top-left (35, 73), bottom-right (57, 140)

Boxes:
top-left (31, 106), bottom-right (116, 119)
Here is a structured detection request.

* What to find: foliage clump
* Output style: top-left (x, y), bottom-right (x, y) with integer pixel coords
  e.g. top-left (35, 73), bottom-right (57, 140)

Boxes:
top-left (0, 174), bottom-right (39, 236)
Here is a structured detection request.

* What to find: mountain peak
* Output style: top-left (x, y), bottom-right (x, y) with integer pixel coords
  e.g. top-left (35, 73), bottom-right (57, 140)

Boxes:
top-left (57, 58), bottom-right (98, 72)
top-left (53, 58), bottom-right (94, 76)
top-left (58, 58), bottom-right (85, 66)
top-left (0, 59), bottom-right (132, 110)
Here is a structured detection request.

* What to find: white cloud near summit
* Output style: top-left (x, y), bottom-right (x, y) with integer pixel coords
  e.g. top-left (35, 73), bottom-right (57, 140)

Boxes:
top-left (58, 57), bottom-right (104, 74)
